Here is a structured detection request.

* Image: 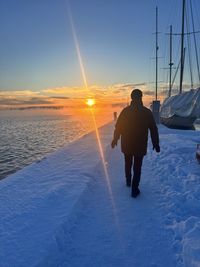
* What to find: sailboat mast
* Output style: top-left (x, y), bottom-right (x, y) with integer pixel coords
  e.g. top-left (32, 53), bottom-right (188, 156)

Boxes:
top-left (179, 0), bottom-right (186, 94)
top-left (152, 6), bottom-right (160, 125)
top-left (169, 25), bottom-right (173, 97)
top-left (155, 6), bottom-right (158, 100)
top-left (190, 0), bottom-right (200, 84)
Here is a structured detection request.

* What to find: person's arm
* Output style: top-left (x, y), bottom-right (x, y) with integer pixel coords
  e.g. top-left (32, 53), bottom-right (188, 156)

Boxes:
top-left (148, 111), bottom-right (160, 152)
top-left (111, 109), bottom-right (125, 148)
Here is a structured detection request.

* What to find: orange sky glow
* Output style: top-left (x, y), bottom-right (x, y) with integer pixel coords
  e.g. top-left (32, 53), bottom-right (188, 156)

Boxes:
top-left (0, 83), bottom-right (163, 111)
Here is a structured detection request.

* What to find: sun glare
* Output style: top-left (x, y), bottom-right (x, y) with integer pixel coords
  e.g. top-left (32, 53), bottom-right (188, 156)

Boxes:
top-left (86, 98), bottom-right (95, 107)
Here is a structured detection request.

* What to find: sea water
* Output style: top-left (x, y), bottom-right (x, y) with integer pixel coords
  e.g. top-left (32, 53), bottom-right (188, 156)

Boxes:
top-left (0, 109), bottom-right (108, 180)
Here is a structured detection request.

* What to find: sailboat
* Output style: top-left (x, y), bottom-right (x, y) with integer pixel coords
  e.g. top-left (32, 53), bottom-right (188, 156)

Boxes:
top-left (160, 0), bottom-right (200, 129)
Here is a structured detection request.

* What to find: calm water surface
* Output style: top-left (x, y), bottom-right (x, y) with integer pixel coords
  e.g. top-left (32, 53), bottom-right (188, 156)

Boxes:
top-left (0, 110), bottom-right (108, 179)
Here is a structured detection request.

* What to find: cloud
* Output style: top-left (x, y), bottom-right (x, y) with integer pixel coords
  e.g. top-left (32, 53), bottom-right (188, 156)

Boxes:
top-left (2, 81), bottom-right (186, 109)
top-left (0, 96), bottom-right (52, 106)
top-left (0, 90), bottom-right (39, 97)
top-left (9, 106), bottom-right (66, 110)
top-left (120, 83), bottom-right (146, 89)
top-left (42, 83), bottom-right (155, 100)
top-left (0, 87), bottom-right (73, 108)
top-left (143, 90), bottom-right (156, 96)
top-left (42, 86), bottom-right (87, 96)
top-left (51, 96), bottom-right (70, 99)
top-left (24, 97), bottom-right (53, 105)
top-left (42, 87), bottom-right (71, 95)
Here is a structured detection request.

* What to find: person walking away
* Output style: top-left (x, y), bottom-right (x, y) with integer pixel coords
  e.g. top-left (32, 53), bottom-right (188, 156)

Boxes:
top-left (111, 89), bottom-right (160, 198)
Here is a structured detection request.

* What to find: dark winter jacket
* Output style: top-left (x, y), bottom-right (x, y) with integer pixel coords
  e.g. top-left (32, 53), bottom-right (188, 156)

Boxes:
top-left (113, 101), bottom-right (159, 156)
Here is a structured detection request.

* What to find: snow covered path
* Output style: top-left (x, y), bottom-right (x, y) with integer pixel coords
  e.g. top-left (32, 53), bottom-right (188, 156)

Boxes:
top-left (60, 124), bottom-right (200, 267)
top-left (1, 123), bottom-right (200, 267)
top-left (61, 144), bottom-right (178, 267)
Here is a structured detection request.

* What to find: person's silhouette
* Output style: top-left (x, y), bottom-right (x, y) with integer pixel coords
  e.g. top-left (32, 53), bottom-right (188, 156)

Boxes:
top-left (111, 89), bottom-right (160, 198)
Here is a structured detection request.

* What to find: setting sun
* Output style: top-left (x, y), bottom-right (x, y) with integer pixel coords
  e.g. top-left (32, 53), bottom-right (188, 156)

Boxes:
top-left (86, 98), bottom-right (95, 107)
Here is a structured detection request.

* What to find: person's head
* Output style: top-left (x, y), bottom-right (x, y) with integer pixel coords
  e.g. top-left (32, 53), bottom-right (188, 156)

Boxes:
top-left (131, 89), bottom-right (143, 101)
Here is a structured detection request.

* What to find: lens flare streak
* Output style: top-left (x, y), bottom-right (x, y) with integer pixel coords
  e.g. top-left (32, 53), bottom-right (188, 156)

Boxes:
top-left (66, 2), bottom-right (88, 92)
top-left (90, 109), bottom-right (114, 203)
top-left (66, 0), bottom-right (117, 215)
top-left (90, 109), bottom-right (127, 258)
top-left (66, 2), bottom-right (124, 249)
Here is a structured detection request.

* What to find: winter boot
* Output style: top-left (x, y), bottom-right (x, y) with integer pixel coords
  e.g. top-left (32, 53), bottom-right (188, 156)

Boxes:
top-left (131, 187), bottom-right (140, 198)
top-left (131, 178), bottom-right (140, 197)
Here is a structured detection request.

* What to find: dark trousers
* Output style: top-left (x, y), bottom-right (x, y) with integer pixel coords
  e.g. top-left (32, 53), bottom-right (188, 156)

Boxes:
top-left (124, 154), bottom-right (144, 188)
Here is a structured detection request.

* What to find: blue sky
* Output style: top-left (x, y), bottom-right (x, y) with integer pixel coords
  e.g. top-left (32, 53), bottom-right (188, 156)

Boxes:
top-left (0, 0), bottom-right (200, 107)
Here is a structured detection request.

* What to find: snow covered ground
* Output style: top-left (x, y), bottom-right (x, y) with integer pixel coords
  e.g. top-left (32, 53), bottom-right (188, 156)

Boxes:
top-left (0, 123), bottom-right (200, 267)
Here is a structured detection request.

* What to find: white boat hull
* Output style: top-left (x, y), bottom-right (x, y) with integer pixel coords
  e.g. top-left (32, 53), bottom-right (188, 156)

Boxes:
top-left (160, 88), bottom-right (200, 130)
top-left (160, 115), bottom-right (196, 130)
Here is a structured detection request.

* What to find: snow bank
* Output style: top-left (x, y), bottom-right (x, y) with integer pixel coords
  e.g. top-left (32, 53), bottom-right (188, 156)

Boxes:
top-left (0, 123), bottom-right (113, 267)
top-left (0, 122), bottom-right (200, 267)
top-left (148, 126), bottom-right (200, 266)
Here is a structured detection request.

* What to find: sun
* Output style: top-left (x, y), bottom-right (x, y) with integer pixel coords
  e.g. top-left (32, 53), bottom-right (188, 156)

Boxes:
top-left (86, 98), bottom-right (95, 107)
